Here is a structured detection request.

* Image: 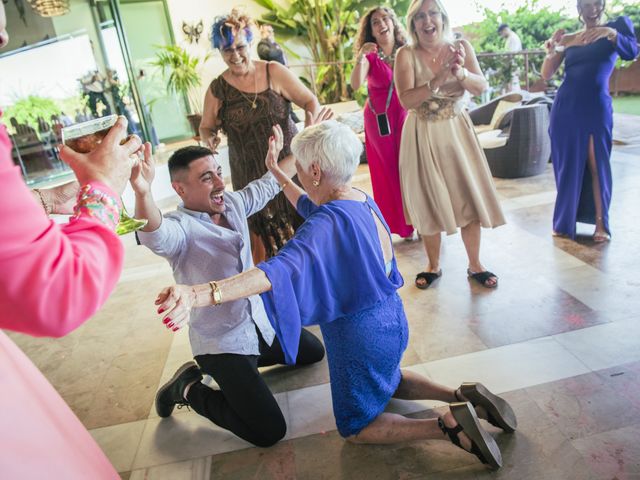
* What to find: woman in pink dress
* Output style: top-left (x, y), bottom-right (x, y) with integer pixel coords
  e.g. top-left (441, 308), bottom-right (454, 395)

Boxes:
top-left (1, 9), bottom-right (140, 472)
top-left (351, 6), bottom-right (413, 239)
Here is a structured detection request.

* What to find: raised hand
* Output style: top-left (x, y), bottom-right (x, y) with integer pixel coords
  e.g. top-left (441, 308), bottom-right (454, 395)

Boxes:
top-left (304, 106), bottom-right (334, 128)
top-left (545, 29), bottom-right (566, 53)
top-left (155, 284), bottom-right (195, 332)
top-left (265, 124), bottom-right (284, 174)
top-left (208, 134), bottom-right (222, 154)
top-left (451, 41), bottom-right (467, 79)
top-left (436, 43), bottom-right (457, 69)
top-left (130, 142), bottom-right (156, 195)
top-left (453, 41), bottom-right (466, 66)
top-left (358, 42), bottom-right (378, 60)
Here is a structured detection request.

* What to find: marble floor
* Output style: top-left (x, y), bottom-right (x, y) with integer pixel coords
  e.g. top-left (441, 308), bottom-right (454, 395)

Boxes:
top-left (7, 145), bottom-right (640, 479)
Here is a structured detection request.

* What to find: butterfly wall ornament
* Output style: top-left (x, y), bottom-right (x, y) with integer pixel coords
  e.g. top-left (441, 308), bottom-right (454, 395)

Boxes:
top-left (182, 20), bottom-right (204, 44)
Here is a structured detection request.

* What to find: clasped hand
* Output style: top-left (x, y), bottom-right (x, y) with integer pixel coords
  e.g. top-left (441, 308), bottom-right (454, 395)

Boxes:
top-left (431, 42), bottom-right (467, 88)
top-left (156, 284), bottom-right (195, 332)
top-left (579, 27), bottom-right (616, 45)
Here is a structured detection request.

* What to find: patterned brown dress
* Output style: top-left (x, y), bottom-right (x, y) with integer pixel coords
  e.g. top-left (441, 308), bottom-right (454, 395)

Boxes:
top-left (210, 63), bottom-right (302, 258)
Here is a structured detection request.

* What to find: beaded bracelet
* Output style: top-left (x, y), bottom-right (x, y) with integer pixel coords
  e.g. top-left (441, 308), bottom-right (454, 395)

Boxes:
top-left (71, 184), bottom-right (121, 230)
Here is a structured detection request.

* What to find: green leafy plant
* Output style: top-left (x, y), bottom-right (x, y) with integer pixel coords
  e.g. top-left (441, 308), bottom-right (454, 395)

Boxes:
top-left (255, 0), bottom-right (411, 104)
top-left (150, 44), bottom-right (211, 114)
top-left (464, 0), bottom-right (580, 94)
top-left (2, 96), bottom-right (60, 133)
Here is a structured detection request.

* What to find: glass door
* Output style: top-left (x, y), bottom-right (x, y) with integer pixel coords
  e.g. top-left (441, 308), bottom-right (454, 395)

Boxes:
top-left (112, 0), bottom-right (191, 143)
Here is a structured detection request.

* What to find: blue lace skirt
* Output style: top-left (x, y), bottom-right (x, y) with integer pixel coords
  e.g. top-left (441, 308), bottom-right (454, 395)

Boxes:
top-left (320, 292), bottom-right (409, 437)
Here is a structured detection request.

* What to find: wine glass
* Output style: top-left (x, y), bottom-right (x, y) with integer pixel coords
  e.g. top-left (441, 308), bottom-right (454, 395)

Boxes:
top-left (61, 115), bottom-right (148, 235)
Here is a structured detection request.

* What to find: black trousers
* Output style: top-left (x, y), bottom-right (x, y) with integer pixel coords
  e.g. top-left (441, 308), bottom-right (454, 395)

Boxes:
top-left (189, 327), bottom-right (325, 447)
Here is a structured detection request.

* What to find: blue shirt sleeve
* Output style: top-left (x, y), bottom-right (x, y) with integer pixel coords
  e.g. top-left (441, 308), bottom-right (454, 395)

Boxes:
top-left (296, 195), bottom-right (318, 219)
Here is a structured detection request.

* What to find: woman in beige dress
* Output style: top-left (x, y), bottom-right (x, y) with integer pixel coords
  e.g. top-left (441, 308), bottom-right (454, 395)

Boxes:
top-left (395, 0), bottom-right (505, 289)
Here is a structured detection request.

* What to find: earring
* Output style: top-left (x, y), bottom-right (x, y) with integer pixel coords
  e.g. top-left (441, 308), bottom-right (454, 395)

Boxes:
top-left (312, 180), bottom-right (320, 187)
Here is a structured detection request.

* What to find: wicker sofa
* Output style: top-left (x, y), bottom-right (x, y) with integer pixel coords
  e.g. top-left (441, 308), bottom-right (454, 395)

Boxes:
top-left (469, 95), bottom-right (551, 179)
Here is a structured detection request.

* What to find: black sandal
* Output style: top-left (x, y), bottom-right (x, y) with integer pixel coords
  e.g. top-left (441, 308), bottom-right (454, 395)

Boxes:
top-left (415, 270), bottom-right (442, 290)
top-left (440, 402), bottom-right (502, 470)
top-left (456, 383), bottom-right (517, 433)
top-left (467, 269), bottom-right (498, 289)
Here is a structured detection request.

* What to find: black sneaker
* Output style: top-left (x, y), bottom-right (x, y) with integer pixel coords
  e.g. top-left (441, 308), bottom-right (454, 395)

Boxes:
top-left (155, 361), bottom-right (202, 418)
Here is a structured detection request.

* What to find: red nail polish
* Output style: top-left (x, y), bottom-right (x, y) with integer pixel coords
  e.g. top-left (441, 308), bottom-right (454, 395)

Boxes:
top-left (158, 307), bottom-right (165, 314)
top-left (168, 322), bottom-right (174, 328)
top-left (163, 317), bottom-right (171, 324)
top-left (172, 327), bottom-right (179, 332)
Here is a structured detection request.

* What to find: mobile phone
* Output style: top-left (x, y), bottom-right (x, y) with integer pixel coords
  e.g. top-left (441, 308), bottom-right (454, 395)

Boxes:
top-left (376, 112), bottom-right (391, 137)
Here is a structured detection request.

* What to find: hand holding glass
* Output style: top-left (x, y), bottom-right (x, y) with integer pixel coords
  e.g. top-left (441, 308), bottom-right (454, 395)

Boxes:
top-left (61, 115), bottom-right (148, 235)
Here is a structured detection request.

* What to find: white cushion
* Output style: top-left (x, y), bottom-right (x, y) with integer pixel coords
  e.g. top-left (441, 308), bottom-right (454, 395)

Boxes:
top-left (474, 124), bottom-right (494, 134)
top-left (489, 100), bottom-right (519, 129)
top-left (477, 129), bottom-right (508, 149)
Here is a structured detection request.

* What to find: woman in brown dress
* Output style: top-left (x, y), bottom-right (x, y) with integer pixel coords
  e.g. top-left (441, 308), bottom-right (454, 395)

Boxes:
top-left (200, 12), bottom-right (319, 261)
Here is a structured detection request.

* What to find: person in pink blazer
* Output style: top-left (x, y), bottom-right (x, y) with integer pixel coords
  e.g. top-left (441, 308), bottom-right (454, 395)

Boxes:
top-left (0, 5), bottom-right (141, 475)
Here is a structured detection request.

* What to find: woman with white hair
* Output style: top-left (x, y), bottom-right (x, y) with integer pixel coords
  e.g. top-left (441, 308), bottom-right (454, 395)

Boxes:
top-left (395, 0), bottom-right (505, 289)
top-left (154, 118), bottom-right (515, 469)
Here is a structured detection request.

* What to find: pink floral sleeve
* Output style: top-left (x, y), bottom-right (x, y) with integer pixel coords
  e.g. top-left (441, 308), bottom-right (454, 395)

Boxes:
top-left (0, 125), bottom-right (124, 337)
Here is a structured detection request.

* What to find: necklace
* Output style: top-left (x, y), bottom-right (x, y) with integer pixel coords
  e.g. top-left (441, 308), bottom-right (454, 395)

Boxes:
top-left (236, 68), bottom-right (259, 109)
top-left (378, 45), bottom-right (397, 65)
top-left (418, 43), bottom-right (443, 63)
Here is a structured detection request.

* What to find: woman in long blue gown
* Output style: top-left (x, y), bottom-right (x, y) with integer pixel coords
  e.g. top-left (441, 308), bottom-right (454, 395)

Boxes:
top-left (154, 119), bottom-right (517, 470)
top-left (542, 0), bottom-right (638, 241)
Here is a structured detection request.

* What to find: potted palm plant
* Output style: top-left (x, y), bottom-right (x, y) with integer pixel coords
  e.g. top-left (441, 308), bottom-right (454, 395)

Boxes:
top-left (151, 44), bottom-right (211, 138)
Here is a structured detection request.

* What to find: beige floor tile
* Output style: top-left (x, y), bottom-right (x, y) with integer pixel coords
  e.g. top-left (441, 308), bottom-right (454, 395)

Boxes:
top-left (423, 336), bottom-right (591, 394)
top-left (129, 456), bottom-right (212, 480)
top-left (11, 146), bottom-right (640, 479)
top-left (131, 414), bottom-right (254, 471)
top-left (90, 420), bottom-right (147, 473)
top-left (552, 318), bottom-right (640, 371)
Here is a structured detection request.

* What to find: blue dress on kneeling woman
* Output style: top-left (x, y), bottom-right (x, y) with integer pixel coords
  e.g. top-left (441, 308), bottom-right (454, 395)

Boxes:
top-left (257, 193), bottom-right (408, 437)
top-left (549, 16), bottom-right (638, 238)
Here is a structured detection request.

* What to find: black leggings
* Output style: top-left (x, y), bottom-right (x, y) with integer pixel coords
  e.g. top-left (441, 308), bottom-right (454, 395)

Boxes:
top-left (189, 327), bottom-right (325, 447)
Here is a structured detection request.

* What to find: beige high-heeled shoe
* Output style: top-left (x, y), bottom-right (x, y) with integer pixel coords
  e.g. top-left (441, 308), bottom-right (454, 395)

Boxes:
top-left (593, 217), bottom-right (610, 243)
top-left (593, 231), bottom-right (610, 243)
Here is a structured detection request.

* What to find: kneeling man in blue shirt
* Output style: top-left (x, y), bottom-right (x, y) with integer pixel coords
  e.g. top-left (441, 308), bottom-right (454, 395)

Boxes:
top-left (132, 140), bottom-right (324, 448)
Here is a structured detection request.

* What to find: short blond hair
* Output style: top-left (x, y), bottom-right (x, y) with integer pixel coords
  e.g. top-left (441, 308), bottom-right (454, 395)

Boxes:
top-left (406, 0), bottom-right (452, 45)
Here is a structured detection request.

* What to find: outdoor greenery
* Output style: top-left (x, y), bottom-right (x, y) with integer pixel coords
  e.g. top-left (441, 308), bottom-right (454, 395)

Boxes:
top-left (151, 44), bottom-right (211, 114)
top-left (1, 96), bottom-right (60, 133)
top-left (465, 0), bottom-right (580, 93)
top-left (464, 0), bottom-right (639, 95)
top-left (252, 0), bottom-right (638, 103)
top-left (255, 0), bottom-right (412, 103)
